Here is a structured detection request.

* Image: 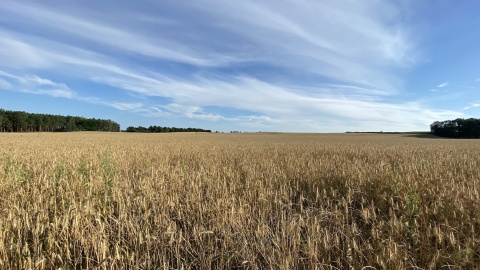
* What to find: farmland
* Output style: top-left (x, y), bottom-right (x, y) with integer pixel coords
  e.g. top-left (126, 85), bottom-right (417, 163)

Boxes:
top-left (0, 132), bottom-right (479, 269)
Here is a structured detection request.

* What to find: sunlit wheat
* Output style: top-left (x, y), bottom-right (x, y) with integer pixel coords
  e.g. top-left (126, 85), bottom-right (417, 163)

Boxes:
top-left (0, 132), bottom-right (479, 269)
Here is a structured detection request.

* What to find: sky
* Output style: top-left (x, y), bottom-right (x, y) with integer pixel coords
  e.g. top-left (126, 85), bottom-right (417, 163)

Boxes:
top-left (0, 0), bottom-right (479, 132)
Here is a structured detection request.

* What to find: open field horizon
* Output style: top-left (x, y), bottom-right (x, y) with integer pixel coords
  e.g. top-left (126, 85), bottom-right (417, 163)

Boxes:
top-left (0, 132), bottom-right (479, 269)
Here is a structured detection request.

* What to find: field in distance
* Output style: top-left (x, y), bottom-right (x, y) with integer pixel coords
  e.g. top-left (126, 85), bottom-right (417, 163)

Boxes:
top-left (0, 132), bottom-right (479, 269)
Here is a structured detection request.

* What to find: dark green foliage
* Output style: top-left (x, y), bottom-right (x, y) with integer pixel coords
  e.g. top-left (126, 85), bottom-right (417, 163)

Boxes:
top-left (125, 125), bottom-right (211, 133)
top-left (431, 118), bottom-right (480, 138)
top-left (0, 108), bottom-right (120, 132)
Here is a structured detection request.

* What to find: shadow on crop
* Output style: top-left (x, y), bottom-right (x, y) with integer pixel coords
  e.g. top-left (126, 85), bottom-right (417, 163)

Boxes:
top-left (402, 134), bottom-right (451, 139)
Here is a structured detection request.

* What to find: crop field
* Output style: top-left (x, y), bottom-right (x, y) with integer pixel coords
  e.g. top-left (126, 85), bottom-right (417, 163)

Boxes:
top-left (0, 132), bottom-right (479, 269)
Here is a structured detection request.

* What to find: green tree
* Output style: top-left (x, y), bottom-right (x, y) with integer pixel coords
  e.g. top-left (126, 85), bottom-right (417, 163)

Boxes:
top-left (33, 114), bottom-right (44, 132)
top-left (0, 108), bottom-right (121, 133)
top-left (66, 116), bottom-right (77, 132)
top-left (431, 118), bottom-right (480, 138)
top-left (26, 114), bottom-right (35, 132)
top-left (0, 109), bottom-right (4, 132)
top-left (11, 111), bottom-right (28, 132)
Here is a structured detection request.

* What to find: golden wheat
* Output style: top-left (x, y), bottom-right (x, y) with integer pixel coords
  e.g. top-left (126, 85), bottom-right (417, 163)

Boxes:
top-left (0, 132), bottom-right (479, 269)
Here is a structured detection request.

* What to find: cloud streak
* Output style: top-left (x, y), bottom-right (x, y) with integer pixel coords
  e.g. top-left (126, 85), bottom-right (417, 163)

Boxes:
top-left (0, 70), bottom-right (75, 98)
top-left (463, 104), bottom-right (480, 110)
top-left (437, 81), bottom-right (449, 88)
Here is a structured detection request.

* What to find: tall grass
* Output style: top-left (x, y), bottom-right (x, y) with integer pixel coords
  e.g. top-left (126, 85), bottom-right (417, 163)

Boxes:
top-left (0, 132), bottom-right (479, 269)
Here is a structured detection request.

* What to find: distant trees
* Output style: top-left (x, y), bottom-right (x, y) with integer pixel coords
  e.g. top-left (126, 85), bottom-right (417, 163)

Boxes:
top-left (125, 125), bottom-right (211, 133)
top-left (0, 108), bottom-right (215, 134)
top-left (0, 109), bottom-right (120, 132)
top-left (0, 110), bottom-right (6, 132)
top-left (430, 118), bottom-right (480, 138)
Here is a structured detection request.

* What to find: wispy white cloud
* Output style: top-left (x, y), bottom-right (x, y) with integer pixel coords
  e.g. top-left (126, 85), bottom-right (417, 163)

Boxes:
top-left (0, 0), bottom-right (466, 131)
top-left (89, 70), bottom-right (463, 131)
top-left (0, 0), bottom-right (415, 93)
top-left (0, 70), bottom-right (76, 98)
top-left (0, 78), bottom-right (11, 89)
top-left (463, 104), bottom-right (480, 110)
top-left (437, 81), bottom-right (449, 88)
top-left (108, 102), bottom-right (145, 111)
top-left (0, 65), bottom-right (463, 131)
top-left (0, 1), bottom-right (244, 68)
top-left (185, 0), bottom-right (414, 93)
top-left (158, 103), bottom-right (274, 124)
top-left (0, 70), bottom-right (146, 112)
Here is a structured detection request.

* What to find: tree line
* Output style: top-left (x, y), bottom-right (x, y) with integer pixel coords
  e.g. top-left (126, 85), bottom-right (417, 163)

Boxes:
top-left (125, 125), bottom-right (211, 133)
top-left (430, 118), bottom-right (480, 138)
top-left (0, 109), bottom-right (120, 132)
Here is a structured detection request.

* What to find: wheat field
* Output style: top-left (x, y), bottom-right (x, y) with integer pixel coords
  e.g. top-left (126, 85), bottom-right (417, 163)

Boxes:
top-left (0, 132), bottom-right (479, 269)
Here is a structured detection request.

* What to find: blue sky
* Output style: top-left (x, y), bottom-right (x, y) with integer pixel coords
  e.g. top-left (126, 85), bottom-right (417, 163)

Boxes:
top-left (1, 0), bottom-right (479, 132)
